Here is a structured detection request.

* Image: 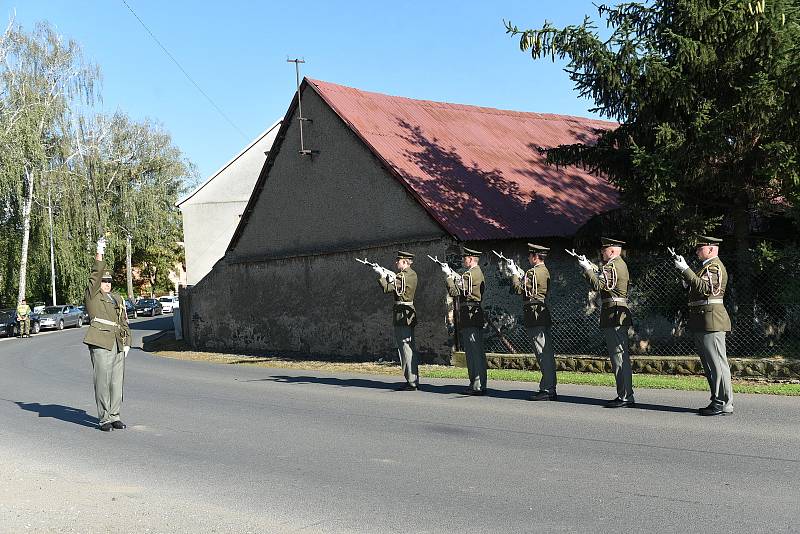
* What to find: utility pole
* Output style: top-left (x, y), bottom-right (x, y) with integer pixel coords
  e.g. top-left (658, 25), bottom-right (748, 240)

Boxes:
top-left (287, 58), bottom-right (313, 156)
top-left (126, 233), bottom-right (134, 300)
top-left (47, 188), bottom-right (56, 306)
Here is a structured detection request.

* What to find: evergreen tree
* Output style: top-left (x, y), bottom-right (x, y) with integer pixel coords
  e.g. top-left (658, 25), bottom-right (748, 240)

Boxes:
top-left (506, 1), bottom-right (800, 251)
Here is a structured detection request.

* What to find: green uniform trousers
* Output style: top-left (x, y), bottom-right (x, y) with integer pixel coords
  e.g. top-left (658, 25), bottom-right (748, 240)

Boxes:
top-left (526, 326), bottom-right (556, 394)
top-left (393, 325), bottom-right (419, 387)
top-left (603, 326), bottom-right (634, 401)
top-left (460, 326), bottom-right (487, 392)
top-left (89, 343), bottom-right (125, 425)
top-left (694, 331), bottom-right (733, 410)
top-left (19, 318), bottom-right (30, 336)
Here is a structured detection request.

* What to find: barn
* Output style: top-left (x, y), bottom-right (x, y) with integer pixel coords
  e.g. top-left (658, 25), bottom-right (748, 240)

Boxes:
top-left (180, 78), bottom-right (618, 359)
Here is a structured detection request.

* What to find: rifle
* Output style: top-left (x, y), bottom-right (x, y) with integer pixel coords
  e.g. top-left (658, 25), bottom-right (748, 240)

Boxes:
top-left (564, 248), bottom-right (599, 271)
top-left (667, 247), bottom-right (690, 287)
top-left (355, 257), bottom-right (396, 283)
top-left (427, 255), bottom-right (458, 281)
top-left (492, 250), bottom-right (524, 278)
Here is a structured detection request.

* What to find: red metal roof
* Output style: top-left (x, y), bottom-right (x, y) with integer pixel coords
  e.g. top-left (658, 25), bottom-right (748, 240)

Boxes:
top-left (308, 78), bottom-right (619, 240)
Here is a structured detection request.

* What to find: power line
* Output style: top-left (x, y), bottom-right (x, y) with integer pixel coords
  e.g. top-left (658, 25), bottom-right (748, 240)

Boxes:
top-left (120, 0), bottom-right (248, 140)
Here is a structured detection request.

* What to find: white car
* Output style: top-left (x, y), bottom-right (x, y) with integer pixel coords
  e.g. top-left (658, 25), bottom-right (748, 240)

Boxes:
top-left (158, 296), bottom-right (178, 314)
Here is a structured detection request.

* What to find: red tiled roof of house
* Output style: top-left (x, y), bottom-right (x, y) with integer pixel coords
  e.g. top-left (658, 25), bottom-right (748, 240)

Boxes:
top-left (308, 78), bottom-right (619, 240)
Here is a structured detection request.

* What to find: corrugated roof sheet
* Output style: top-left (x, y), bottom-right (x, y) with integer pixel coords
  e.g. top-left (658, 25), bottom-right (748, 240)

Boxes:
top-left (308, 78), bottom-right (619, 240)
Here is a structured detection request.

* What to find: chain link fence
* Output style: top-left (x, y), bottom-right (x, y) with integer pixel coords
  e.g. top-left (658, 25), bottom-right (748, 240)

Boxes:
top-left (460, 251), bottom-right (800, 358)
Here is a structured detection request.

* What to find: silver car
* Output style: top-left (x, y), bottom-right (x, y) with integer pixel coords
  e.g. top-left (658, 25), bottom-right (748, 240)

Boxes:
top-left (37, 305), bottom-right (85, 330)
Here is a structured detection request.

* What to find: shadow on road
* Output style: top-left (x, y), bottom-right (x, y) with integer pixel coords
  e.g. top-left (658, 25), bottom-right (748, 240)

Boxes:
top-left (246, 375), bottom-right (698, 413)
top-left (130, 316), bottom-right (173, 331)
top-left (10, 400), bottom-right (98, 428)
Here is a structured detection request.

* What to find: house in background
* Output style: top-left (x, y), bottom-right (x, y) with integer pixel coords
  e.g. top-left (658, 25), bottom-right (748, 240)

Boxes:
top-left (177, 120), bottom-right (281, 285)
top-left (180, 78), bottom-right (618, 359)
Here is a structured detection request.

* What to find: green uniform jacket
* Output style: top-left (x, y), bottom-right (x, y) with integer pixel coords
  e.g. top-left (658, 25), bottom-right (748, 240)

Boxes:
top-left (682, 257), bottom-right (731, 333)
top-left (446, 265), bottom-right (485, 328)
top-left (584, 256), bottom-right (632, 328)
top-left (512, 263), bottom-right (552, 327)
top-left (83, 260), bottom-right (131, 351)
top-left (16, 303), bottom-right (31, 319)
top-left (379, 268), bottom-right (418, 328)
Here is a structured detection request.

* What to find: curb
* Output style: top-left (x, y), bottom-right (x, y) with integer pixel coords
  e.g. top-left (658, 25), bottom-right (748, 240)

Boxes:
top-left (452, 352), bottom-right (800, 380)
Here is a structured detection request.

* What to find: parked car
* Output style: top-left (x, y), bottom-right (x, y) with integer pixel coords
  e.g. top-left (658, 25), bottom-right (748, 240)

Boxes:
top-left (135, 298), bottom-right (163, 317)
top-left (0, 308), bottom-right (42, 337)
top-left (158, 295), bottom-right (178, 313)
top-left (76, 305), bottom-right (90, 324)
top-left (37, 304), bottom-right (84, 330)
top-left (125, 299), bottom-right (138, 319)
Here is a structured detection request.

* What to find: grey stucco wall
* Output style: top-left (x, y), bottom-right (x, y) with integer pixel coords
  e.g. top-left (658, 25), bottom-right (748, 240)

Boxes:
top-left (181, 201), bottom-right (246, 285)
top-left (180, 125), bottom-right (278, 285)
top-left (230, 88), bottom-right (445, 261)
top-left (187, 238), bottom-right (454, 360)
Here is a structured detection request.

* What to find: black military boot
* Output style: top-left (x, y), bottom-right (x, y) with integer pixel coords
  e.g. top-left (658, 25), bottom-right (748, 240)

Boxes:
top-left (529, 390), bottom-right (557, 401)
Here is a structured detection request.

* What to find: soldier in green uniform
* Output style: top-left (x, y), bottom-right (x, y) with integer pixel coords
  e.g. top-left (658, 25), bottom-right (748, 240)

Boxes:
top-left (575, 237), bottom-right (634, 407)
top-left (377, 251), bottom-right (420, 391)
top-left (83, 236), bottom-right (131, 431)
top-left (510, 244), bottom-right (557, 401)
top-left (673, 236), bottom-right (733, 416)
top-left (444, 247), bottom-right (487, 395)
top-left (16, 298), bottom-right (31, 338)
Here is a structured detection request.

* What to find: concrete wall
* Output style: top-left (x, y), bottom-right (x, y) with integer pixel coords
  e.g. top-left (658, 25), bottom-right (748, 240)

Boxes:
top-left (230, 89), bottom-right (444, 261)
top-left (187, 237), bottom-right (454, 360)
top-left (180, 124), bottom-right (280, 285)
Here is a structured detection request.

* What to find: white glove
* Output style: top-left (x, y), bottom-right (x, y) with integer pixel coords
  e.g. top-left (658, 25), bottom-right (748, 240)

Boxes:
top-left (441, 264), bottom-right (455, 278)
top-left (123, 346), bottom-right (130, 357)
top-left (577, 255), bottom-right (593, 271)
top-left (371, 265), bottom-right (383, 276)
top-left (673, 255), bottom-right (689, 272)
top-left (96, 236), bottom-right (107, 255)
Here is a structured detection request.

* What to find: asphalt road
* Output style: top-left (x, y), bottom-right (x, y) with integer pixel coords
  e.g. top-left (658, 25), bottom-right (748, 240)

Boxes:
top-left (1, 317), bottom-right (799, 533)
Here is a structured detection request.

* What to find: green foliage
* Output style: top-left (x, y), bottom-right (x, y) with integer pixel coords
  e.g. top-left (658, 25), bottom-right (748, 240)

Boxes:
top-left (506, 1), bottom-right (800, 246)
top-left (0, 21), bottom-right (196, 306)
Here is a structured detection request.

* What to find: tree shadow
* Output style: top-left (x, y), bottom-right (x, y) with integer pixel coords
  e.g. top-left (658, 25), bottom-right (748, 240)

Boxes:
top-left (11, 400), bottom-right (98, 428)
top-left (391, 119), bottom-right (618, 239)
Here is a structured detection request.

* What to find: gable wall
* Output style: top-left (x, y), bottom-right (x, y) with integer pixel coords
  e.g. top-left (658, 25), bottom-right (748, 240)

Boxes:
top-left (230, 88), bottom-right (444, 261)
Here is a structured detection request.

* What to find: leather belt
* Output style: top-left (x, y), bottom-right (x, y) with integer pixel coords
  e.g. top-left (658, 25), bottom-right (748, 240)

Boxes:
top-left (526, 299), bottom-right (545, 304)
top-left (601, 297), bottom-right (627, 305)
top-left (688, 298), bottom-right (724, 307)
top-left (92, 318), bottom-right (119, 328)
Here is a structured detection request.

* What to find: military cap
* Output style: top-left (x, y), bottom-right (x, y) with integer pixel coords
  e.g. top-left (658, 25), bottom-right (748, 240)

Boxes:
top-left (396, 250), bottom-right (415, 260)
top-left (461, 247), bottom-right (482, 257)
top-left (695, 235), bottom-right (723, 247)
top-left (101, 270), bottom-right (113, 281)
top-left (600, 237), bottom-right (626, 248)
top-left (527, 243), bottom-right (550, 254)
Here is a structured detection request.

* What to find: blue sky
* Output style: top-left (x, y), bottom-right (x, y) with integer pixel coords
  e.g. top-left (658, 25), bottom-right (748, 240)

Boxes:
top-left (5, 1), bottom-right (608, 184)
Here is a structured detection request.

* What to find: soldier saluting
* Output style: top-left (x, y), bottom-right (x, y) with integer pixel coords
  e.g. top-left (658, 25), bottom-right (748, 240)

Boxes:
top-left (510, 244), bottom-right (557, 401)
top-left (444, 248), bottom-right (487, 396)
top-left (377, 251), bottom-right (420, 391)
top-left (83, 236), bottom-right (131, 431)
top-left (673, 236), bottom-right (733, 416)
top-left (574, 237), bottom-right (634, 407)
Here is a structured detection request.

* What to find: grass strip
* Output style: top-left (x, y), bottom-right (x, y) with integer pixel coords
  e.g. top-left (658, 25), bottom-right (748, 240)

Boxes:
top-left (151, 349), bottom-right (800, 396)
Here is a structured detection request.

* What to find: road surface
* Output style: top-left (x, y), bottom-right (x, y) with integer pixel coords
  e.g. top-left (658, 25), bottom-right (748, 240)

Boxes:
top-left (1, 317), bottom-right (798, 533)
